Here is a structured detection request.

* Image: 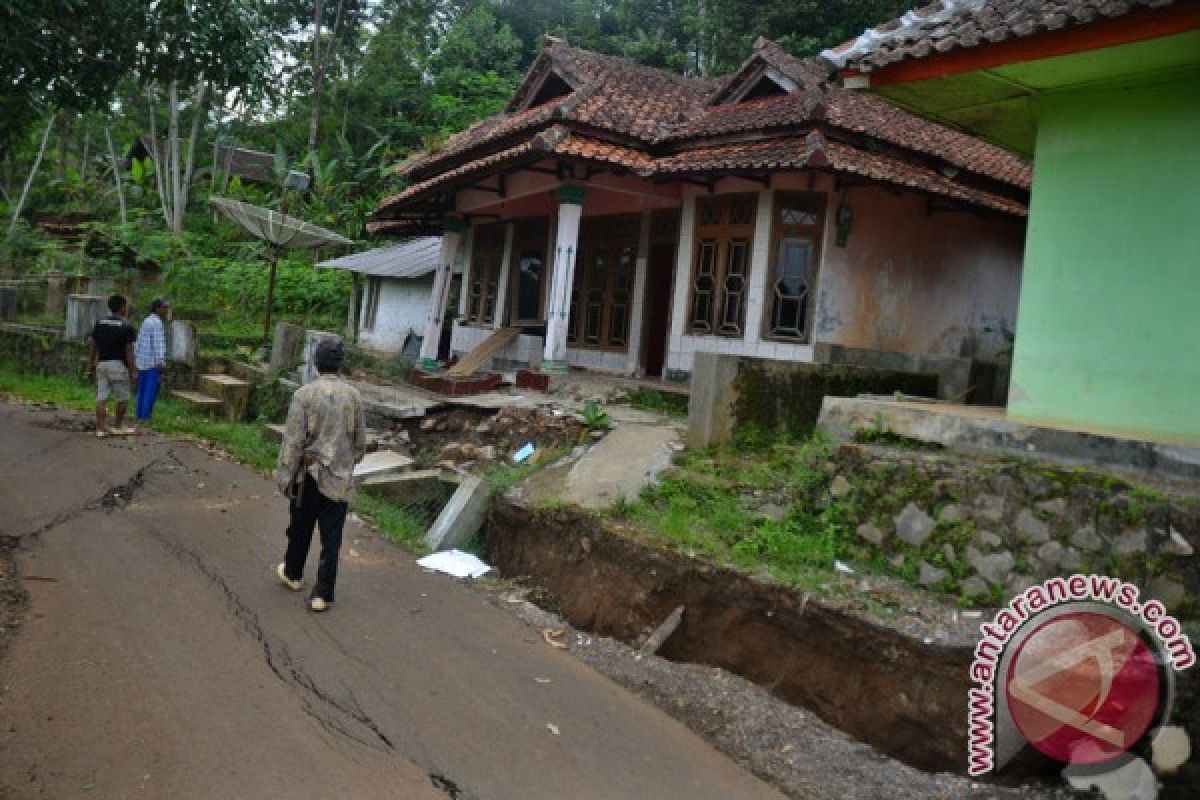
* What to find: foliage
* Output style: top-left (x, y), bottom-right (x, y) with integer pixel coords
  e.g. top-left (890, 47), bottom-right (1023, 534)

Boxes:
top-left (626, 388), bottom-right (688, 416)
top-left (581, 399), bottom-right (609, 431)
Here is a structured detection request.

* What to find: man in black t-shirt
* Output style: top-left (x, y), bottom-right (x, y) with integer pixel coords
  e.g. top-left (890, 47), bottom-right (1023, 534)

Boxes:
top-left (88, 294), bottom-right (138, 438)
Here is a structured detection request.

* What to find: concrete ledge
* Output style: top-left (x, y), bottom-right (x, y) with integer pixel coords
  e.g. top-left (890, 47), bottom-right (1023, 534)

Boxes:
top-left (409, 369), bottom-right (503, 397)
top-left (817, 396), bottom-right (1200, 479)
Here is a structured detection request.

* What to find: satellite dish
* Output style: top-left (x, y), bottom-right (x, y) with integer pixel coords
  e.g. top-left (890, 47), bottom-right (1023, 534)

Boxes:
top-left (209, 196), bottom-right (354, 351)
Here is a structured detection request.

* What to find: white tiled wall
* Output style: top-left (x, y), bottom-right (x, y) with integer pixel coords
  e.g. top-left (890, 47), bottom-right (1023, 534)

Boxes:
top-left (450, 326), bottom-right (630, 374)
top-left (663, 182), bottom-right (815, 376)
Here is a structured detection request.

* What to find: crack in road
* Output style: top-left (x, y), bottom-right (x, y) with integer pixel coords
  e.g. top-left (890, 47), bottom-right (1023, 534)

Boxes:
top-left (2, 449), bottom-right (184, 546)
top-left (144, 528), bottom-right (396, 753)
top-left (7, 439), bottom-right (481, 797)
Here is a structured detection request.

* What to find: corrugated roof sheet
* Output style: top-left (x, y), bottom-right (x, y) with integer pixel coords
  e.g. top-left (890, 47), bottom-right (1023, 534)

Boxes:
top-left (317, 237), bottom-right (442, 278)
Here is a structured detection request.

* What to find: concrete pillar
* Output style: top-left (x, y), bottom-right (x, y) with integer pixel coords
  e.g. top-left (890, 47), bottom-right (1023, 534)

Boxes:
top-left (270, 322), bottom-right (306, 374)
top-left (624, 211), bottom-right (653, 375)
top-left (0, 288), bottom-right (16, 321)
top-left (419, 218), bottom-right (466, 371)
top-left (301, 330), bottom-right (343, 385)
top-left (168, 320), bottom-right (197, 365)
top-left (742, 187), bottom-right (774, 345)
top-left (346, 272), bottom-right (361, 342)
top-left (65, 295), bottom-right (106, 341)
top-left (543, 186), bottom-right (585, 371)
top-left (491, 222), bottom-right (516, 330)
top-left (45, 270), bottom-right (64, 317)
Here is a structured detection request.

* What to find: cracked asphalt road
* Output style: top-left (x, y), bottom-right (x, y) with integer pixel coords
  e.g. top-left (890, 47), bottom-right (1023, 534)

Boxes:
top-left (0, 402), bottom-right (783, 800)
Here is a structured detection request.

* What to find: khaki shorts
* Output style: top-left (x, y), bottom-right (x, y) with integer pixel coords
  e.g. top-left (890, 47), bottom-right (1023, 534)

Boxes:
top-left (96, 360), bottom-right (131, 402)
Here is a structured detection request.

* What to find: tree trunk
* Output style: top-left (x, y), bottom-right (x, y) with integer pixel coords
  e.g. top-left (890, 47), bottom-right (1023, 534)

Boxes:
top-left (306, 0), bottom-right (327, 158)
top-left (56, 114), bottom-right (72, 183)
top-left (173, 79), bottom-right (208, 234)
top-left (104, 126), bottom-right (127, 227)
top-left (7, 113), bottom-right (57, 240)
top-left (79, 125), bottom-right (91, 181)
top-left (168, 81), bottom-right (183, 234)
top-left (147, 90), bottom-right (172, 229)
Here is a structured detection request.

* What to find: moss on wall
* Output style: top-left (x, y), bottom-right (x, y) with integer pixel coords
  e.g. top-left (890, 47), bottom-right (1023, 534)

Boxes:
top-left (732, 361), bottom-right (938, 440)
top-left (0, 329), bottom-right (87, 377)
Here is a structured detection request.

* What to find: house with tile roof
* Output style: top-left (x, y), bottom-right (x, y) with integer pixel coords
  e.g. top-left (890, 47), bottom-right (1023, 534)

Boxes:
top-left (824, 0), bottom-right (1200, 444)
top-left (371, 36), bottom-right (1031, 392)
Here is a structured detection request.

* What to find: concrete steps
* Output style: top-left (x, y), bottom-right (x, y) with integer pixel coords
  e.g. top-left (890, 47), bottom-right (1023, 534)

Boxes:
top-left (170, 389), bottom-right (223, 411)
top-left (170, 373), bottom-right (253, 421)
top-left (199, 374), bottom-right (252, 422)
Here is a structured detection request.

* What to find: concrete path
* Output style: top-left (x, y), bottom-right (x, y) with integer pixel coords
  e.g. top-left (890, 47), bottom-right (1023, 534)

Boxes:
top-left (0, 402), bottom-right (781, 800)
top-left (560, 423), bottom-right (681, 510)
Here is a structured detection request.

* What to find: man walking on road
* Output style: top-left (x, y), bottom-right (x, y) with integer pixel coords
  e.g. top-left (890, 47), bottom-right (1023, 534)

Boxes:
top-left (273, 340), bottom-right (366, 611)
top-left (134, 298), bottom-right (169, 425)
top-left (88, 294), bottom-right (137, 438)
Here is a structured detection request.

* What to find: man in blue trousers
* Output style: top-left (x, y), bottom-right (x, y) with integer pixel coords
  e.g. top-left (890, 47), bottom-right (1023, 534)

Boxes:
top-left (133, 298), bottom-right (169, 426)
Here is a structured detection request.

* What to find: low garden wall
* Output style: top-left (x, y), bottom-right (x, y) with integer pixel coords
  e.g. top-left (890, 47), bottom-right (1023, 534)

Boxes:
top-left (687, 351), bottom-right (939, 447)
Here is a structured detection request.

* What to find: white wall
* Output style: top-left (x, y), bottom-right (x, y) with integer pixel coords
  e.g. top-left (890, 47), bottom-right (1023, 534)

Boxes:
top-left (450, 325), bottom-right (630, 374)
top-left (664, 180), bottom-right (818, 377)
top-left (358, 275), bottom-right (435, 353)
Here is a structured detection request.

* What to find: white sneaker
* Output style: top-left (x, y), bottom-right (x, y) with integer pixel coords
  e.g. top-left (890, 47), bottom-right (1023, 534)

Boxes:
top-left (309, 596), bottom-right (329, 612)
top-left (276, 563), bottom-right (302, 591)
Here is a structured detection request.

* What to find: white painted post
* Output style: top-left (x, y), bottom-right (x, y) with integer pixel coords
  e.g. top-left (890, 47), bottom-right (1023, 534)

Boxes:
top-left (492, 222), bottom-right (516, 330)
top-left (625, 210), bottom-right (653, 375)
top-left (743, 187), bottom-right (774, 345)
top-left (542, 186), bottom-right (585, 371)
top-left (419, 218), bottom-right (465, 371)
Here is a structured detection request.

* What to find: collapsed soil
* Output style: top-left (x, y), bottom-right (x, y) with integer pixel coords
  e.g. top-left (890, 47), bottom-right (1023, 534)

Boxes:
top-left (372, 406), bottom-right (587, 469)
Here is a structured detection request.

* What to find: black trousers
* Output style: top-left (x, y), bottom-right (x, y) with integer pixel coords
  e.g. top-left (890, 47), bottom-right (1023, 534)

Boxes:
top-left (283, 473), bottom-right (348, 602)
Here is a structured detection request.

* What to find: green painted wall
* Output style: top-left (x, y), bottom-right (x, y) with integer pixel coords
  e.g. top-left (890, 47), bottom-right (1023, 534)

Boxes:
top-left (1008, 75), bottom-right (1200, 445)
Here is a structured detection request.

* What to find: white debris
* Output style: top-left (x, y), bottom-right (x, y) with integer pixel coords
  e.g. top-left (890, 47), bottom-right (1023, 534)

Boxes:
top-left (1151, 726), bottom-right (1191, 775)
top-left (415, 549), bottom-right (492, 579)
top-left (834, 559), bottom-right (855, 574)
top-left (1063, 757), bottom-right (1157, 800)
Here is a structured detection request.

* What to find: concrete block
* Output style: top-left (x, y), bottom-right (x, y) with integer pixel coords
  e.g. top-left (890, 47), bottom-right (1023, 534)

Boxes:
top-left (353, 450), bottom-right (415, 481)
top-left (45, 270), bottom-right (64, 316)
top-left (362, 469), bottom-right (460, 508)
top-left (817, 396), bottom-right (1200, 480)
top-left (65, 295), bottom-right (106, 341)
top-left (686, 351), bottom-right (740, 448)
top-left (425, 474), bottom-right (489, 552)
top-left (199, 373), bottom-right (252, 422)
top-left (300, 330), bottom-right (342, 385)
top-left (168, 320), bottom-right (197, 365)
top-left (269, 322), bottom-right (306, 375)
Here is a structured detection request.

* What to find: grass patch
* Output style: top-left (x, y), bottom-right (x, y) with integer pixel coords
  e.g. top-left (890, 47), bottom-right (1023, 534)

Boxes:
top-left (351, 491), bottom-right (429, 554)
top-left (626, 388), bottom-right (688, 416)
top-left (612, 437), bottom-right (857, 589)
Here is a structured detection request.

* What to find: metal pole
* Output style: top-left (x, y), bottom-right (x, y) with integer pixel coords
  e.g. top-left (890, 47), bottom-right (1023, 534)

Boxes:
top-left (263, 245), bottom-right (280, 352)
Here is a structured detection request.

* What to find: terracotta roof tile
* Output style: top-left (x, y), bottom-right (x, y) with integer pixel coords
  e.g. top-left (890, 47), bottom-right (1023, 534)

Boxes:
top-left (823, 0), bottom-right (1180, 71)
top-left (376, 39), bottom-right (1032, 224)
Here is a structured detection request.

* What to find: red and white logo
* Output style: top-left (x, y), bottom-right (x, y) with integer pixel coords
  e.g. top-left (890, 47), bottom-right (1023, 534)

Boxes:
top-left (1005, 611), bottom-right (1162, 765)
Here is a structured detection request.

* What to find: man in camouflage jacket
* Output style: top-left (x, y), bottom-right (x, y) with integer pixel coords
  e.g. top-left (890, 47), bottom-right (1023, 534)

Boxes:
top-left (273, 339), bottom-right (366, 611)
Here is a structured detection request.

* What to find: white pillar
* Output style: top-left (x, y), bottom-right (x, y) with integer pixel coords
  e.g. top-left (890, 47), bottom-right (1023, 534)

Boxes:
top-left (542, 186), bottom-right (585, 371)
top-left (625, 210), bottom-right (653, 375)
top-left (665, 190), bottom-right (698, 375)
top-left (743, 187), bottom-right (774, 345)
top-left (419, 218), bottom-right (465, 370)
top-left (492, 222), bottom-right (516, 330)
